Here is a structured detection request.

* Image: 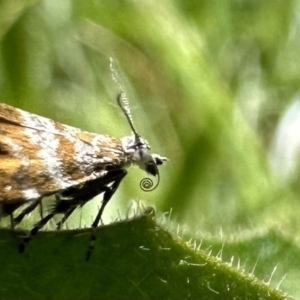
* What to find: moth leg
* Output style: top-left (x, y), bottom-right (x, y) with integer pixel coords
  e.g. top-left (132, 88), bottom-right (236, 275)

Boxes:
top-left (55, 184), bottom-right (106, 230)
top-left (56, 207), bottom-right (76, 230)
top-left (19, 169), bottom-right (126, 255)
top-left (86, 169), bottom-right (127, 261)
top-left (18, 195), bottom-right (76, 252)
top-left (0, 202), bottom-right (23, 229)
top-left (18, 182), bottom-right (105, 252)
top-left (57, 170), bottom-right (127, 232)
top-left (39, 200), bottom-right (44, 219)
top-left (9, 214), bottom-right (13, 230)
top-left (14, 198), bottom-right (42, 227)
top-left (19, 211), bottom-right (56, 253)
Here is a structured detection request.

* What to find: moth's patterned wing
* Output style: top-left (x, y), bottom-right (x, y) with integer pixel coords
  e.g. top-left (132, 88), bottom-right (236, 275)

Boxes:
top-left (0, 103), bottom-right (126, 203)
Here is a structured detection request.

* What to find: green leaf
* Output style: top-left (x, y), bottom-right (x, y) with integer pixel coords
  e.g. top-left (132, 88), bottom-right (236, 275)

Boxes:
top-left (0, 210), bottom-right (289, 300)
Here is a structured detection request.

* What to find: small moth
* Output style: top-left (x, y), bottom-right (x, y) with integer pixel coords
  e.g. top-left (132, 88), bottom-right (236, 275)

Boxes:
top-left (0, 58), bottom-right (167, 259)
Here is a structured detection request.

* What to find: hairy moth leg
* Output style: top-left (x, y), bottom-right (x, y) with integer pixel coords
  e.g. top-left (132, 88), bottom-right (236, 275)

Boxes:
top-left (0, 202), bottom-right (23, 229)
top-left (18, 197), bottom-right (85, 253)
top-left (19, 211), bottom-right (56, 253)
top-left (0, 199), bottom-right (42, 229)
top-left (13, 198), bottom-right (42, 227)
top-left (86, 169), bottom-right (127, 261)
top-left (19, 169), bottom-right (127, 253)
top-left (56, 206), bottom-right (76, 230)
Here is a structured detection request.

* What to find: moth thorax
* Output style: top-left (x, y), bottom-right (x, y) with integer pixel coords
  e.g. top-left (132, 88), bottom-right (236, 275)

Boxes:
top-left (121, 135), bottom-right (149, 150)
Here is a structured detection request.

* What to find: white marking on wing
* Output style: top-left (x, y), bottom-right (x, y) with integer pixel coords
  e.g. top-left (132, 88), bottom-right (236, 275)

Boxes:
top-left (22, 126), bottom-right (78, 190)
top-left (22, 188), bottom-right (41, 200)
top-left (2, 136), bottom-right (23, 154)
top-left (18, 108), bottom-right (57, 132)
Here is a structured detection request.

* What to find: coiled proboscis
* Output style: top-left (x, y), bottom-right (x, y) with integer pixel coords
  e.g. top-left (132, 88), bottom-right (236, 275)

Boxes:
top-left (140, 177), bottom-right (158, 192)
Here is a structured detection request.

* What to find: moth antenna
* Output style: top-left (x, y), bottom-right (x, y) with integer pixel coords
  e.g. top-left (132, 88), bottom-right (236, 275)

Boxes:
top-left (110, 57), bottom-right (140, 141)
top-left (109, 57), bottom-right (125, 92)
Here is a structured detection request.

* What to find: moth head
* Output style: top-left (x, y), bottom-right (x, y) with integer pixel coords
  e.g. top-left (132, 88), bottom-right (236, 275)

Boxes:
top-left (121, 135), bottom-right (168, 191)
top-left (122, 135), bottom-right (167, 173)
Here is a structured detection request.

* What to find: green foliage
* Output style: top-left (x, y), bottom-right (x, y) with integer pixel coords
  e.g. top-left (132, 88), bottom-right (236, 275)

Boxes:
top-left (0, 0), bottom-right (300, 298)
top-left (0, 212), bottom-right (288, 299)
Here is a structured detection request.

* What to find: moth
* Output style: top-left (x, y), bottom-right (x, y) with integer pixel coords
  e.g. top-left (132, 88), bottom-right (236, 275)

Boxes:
top-left (0, 58), bottom-right (167, 259)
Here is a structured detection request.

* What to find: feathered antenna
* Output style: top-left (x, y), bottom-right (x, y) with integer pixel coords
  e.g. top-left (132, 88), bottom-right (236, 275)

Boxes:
top-left (110, 57), bottom-right (141, 144)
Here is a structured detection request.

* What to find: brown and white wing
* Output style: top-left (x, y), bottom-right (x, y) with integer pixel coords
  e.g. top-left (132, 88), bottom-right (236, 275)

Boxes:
top-left (0, 103), bottom-right (125, 203)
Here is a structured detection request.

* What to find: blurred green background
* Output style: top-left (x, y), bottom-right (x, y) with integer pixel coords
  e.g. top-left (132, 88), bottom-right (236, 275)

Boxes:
top-left (1, 0), bottom-right (300, 298)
